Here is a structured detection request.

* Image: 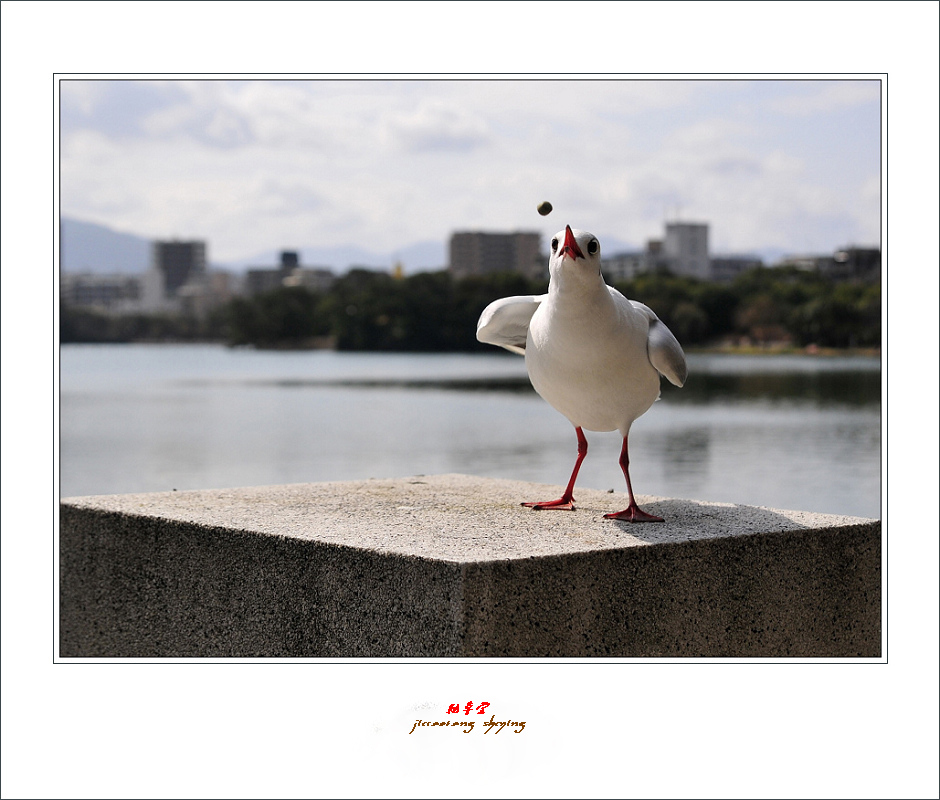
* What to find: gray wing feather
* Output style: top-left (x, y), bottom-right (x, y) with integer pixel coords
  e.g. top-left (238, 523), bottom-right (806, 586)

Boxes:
top-left (629, 299), bottom-right (688, 387)
top-left (476, 294), bottom-right (544, 355)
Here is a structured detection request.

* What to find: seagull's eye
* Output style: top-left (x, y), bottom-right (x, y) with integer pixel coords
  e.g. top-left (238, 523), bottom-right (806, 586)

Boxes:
top-left (588, 239), bottom-right (599, 255)
top-left (551, 238), bottom-right (558, 252)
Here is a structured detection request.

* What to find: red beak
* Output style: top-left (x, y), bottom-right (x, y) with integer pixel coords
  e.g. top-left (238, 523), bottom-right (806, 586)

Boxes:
top-left (560, 225), bottom-right (584, 260)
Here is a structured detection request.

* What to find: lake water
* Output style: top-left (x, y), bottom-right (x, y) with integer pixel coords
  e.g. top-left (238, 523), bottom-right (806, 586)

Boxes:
top-left (58, 344), bottom-right (882, 518)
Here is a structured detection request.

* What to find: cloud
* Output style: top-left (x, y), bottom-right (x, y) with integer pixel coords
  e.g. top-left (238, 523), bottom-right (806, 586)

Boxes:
top-left (710, 157), bottom-right (762, 177)
top-left (141, 83), bottom-right (255, 148)
top-left (769, 80), bottom-right (881, 116)
top-left (255, 179), bottom-right (324, 215)
top-left (60, 80), bottom-right (188, 139)
top-left (58, 78), bottom-right (882, 262)
top-left (383, 99), bottom-right (491, 152)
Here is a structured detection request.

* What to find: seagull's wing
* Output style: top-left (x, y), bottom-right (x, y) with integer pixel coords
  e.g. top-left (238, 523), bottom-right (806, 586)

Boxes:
top-left (476, 294), bottom-right (545, 355)
top-left (627, 298), bottom-right (688, 387)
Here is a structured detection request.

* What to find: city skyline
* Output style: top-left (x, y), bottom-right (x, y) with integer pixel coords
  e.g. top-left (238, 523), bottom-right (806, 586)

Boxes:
top-left (59, 78), bottom-right (882, 265)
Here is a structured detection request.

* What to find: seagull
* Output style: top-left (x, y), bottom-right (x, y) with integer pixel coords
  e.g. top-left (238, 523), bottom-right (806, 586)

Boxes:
top-left (476, 225), bottom-right (687, 521)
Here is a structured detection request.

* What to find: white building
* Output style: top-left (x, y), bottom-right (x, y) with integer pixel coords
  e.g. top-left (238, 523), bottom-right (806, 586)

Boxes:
top-left (664, 223), bottom-right (709, 279)
top-left (602, 251), bottom-right (649, 282)
top-left (60, 273), bottom-right (141, 313)
top-left (283, 268), bottom-right (336, 293)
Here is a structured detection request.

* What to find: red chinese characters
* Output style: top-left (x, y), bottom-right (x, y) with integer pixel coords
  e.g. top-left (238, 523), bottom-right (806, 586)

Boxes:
top-left (447, 701), bottom-right (491, 715)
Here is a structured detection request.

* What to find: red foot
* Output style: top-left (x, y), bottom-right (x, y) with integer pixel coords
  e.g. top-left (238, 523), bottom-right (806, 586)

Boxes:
top-left (604, 504), bottom-right (664, 523)
top-left (522, 498), bottom-right (576, 511)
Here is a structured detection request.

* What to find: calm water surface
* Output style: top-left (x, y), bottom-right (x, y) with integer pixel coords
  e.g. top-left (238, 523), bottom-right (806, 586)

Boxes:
top-left (58, 344), bottom-right (882, 518)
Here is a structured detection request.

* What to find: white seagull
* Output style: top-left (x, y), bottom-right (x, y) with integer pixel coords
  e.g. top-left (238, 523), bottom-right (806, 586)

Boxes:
top-left (476, 225), bottom-right (688, 521)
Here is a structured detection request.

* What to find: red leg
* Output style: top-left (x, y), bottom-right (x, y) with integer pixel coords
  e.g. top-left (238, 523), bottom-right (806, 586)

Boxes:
top-left (523, 426), bottom-right (588, 511)
top-left (604, 434), bottom-right (664, 522)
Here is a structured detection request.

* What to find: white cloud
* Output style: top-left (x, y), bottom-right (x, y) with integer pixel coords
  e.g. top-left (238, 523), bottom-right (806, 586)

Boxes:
top-left (58, 78), bottom-right (882, 262)
top-left (384, 99), bottom-right (491, 152)
top-left (141, 83), bottom-right (255, 147)
top-left (60, 80), bottom-right (105, 116)
top-left (769, 80), bottom-right (882, 116)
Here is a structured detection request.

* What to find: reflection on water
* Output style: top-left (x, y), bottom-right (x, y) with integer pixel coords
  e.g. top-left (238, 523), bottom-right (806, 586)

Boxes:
top-left (59, 345), bottom-right (881, 518)
top-left (669, 369), bottom-right (880, 407)
top-left (659, 427), bottom-right (711, 479)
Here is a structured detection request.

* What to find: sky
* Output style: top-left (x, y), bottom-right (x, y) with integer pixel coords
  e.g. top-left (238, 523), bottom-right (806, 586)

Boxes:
top-left (58, 77), bottom-right (882, 266)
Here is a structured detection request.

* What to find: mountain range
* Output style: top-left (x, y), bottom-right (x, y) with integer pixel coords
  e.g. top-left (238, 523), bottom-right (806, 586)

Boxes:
top-left (61, 218), bottom-right (153, 273)
top-left (59, 217), bottom-right (450, 276)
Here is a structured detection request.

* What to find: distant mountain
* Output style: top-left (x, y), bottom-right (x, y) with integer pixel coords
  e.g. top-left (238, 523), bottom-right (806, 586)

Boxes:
top-left (394, 240), bottom-right (447, 272)
top-left (60, 218), bottom-right (151, 274)
top-left (60, 216), bottom-right (448, 276)
top-left (596, 235), bottom-right (641, 255)
top-left (221, 240), bottom-right (447, 275)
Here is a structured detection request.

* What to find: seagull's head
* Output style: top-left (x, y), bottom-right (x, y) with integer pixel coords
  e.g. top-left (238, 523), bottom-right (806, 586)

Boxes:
top-left (548, 225), bottom-right (602, 288)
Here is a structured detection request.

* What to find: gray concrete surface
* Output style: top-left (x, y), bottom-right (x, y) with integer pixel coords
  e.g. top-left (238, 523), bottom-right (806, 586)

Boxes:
top-left (59, 474), bottom-right (881, 658)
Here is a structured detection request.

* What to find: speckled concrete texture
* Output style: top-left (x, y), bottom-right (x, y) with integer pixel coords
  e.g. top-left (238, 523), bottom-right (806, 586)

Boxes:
top-left (59, 474), bottom-right (881, 658)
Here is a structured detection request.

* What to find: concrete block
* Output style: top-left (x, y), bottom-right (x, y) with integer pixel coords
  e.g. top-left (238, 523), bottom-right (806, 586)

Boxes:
top-left (59, 474), bottom-right (881, 658)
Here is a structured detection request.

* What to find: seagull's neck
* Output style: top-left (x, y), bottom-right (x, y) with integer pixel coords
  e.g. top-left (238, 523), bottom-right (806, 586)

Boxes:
top-left (547, 270), bottom-right (612, 311)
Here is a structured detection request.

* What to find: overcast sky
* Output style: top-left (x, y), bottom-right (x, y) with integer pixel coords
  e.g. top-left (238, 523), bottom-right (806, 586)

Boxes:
top-left (59, 78), bottom-right (882, 264)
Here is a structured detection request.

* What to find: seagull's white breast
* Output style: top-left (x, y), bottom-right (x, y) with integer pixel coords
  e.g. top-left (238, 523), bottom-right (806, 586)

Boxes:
top-left (524, 288), bottom-right (661, 435)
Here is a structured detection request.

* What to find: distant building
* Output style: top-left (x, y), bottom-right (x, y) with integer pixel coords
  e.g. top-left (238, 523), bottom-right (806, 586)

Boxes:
top-left (61, 237), bottom-right (235, 317)
top-left (603, 224), bottom-right (711, 281)
top-left (776, 254), bottom-right (830, 272)
top-left (602, 251), bottom-right (648, 282)
top-left (134, 239), bottom-right (211, 313)
top-left (246, 251), bottom-right (335, 295)
top-left (663, 223), bottom-right (709, 279)
top-left (246, 250), bottom-right (295, 295)
top-left (176, 270), bottom-right (235, 318)
top-left (60, 273), bottom-right (141, 312)
top-left (282, 267), bottom-right (336, 293)
top-left (828, 247), bottom-right (881, 282)
top-left (245, 268), bottom-right (286, 295)
top-left (602, 238), bottom-right (674, 282)
top-left (448, 231), bottom-right (544, 280)
top-left (710, 255), bottom-right (764, 282)
top-left (774, 247), bottom-right (880, 282)
top-left (152, 240), bottom-right (207, 297)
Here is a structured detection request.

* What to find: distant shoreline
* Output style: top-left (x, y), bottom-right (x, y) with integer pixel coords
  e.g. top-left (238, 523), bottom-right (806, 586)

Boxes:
top-left (59, 339), bottom-right (881, 359)
top-left (688, 343), bottom-right (881, 358)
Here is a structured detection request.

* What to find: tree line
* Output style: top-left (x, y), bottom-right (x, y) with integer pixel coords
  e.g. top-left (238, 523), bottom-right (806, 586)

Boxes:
top-left (60, 265), bottom-right (880, 350)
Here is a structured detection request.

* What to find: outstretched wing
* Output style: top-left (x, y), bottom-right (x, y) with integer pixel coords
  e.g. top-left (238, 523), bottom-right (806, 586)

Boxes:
top-left (628, 298), bottom-right (688, 387)
top-left (476, 294), bottom-right (545, 355)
